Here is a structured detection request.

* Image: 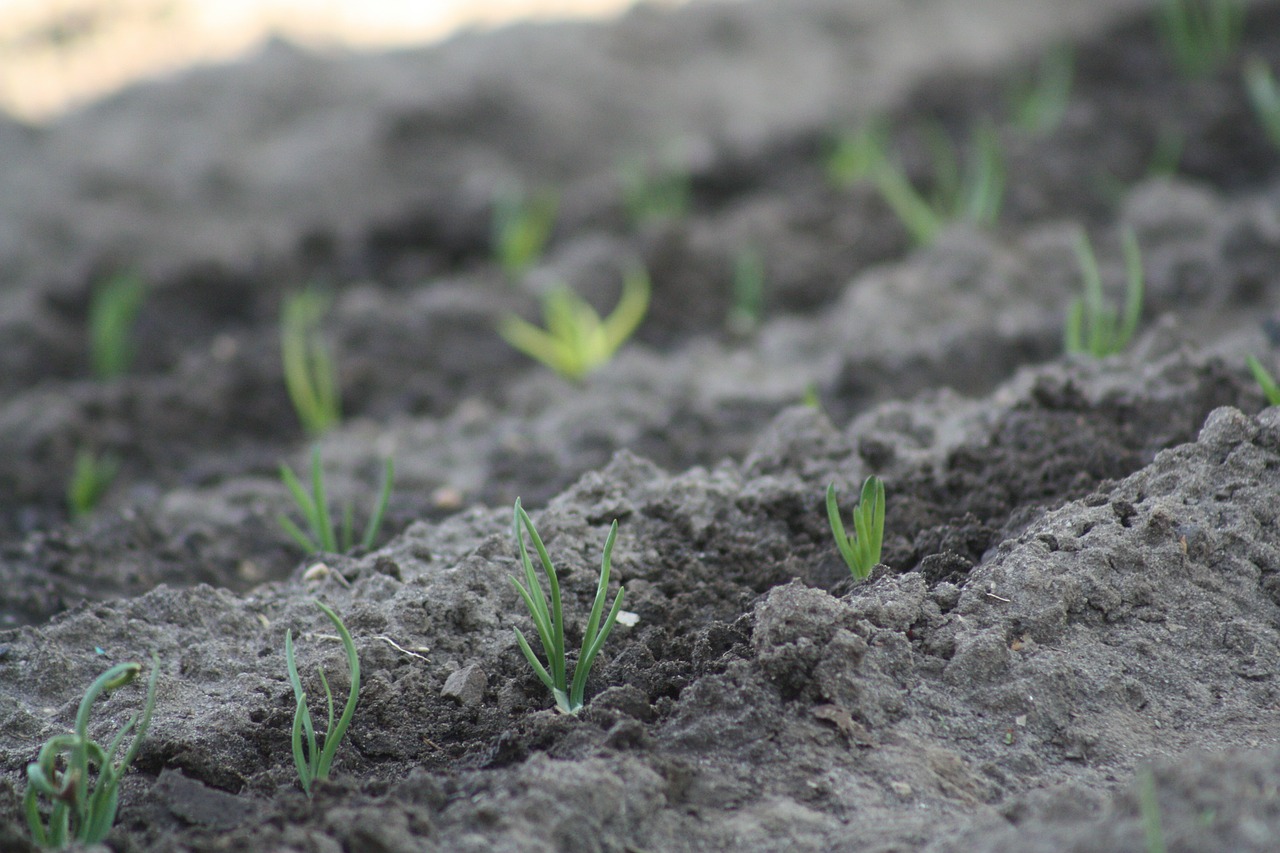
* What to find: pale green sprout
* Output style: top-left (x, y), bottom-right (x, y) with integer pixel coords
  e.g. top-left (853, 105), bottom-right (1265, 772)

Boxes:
top-left (726, 246), bottom-right (765, 337)
top-left (1156, 0), bottom-right (1243, 78)
top-left (492, 185), bottom-right (559, 280)
top-left (825, 121), bottom-right (891, 190)
top-left (1244, 57), bottom-right (1280, 151)
top-left (499, 266), bottom-right (650, 381)
top-left (868, 122), bottom-right (1006, 246)
top-left (510, 498), bottom-right (625, 714)
top-left (285, 601), bottom-right (360, 797)
top-left (801, 384), bottom-right (822, 411)
top-left (1138, 768), bottom-right (1168, 853)
top-left (89, 272), bottom-right (145, 379)
top-left (1007, 45), bottom-right (1074, 136)
top-left (1247, 356), bottom-right (1280, 405)
top-left (67, 448), bottom-right (119, 519)
top-left (278, 445), bottom-right (394, 555)
top-left (1064, 228), bottom-right (1145, 358)
top-left (620, 153), bottom-right (691, 225)
top-left (25, 656), bottom-right (160, 849)
top-left (281, 291), bottom-right (341, 437)
top-left (826, 477), bottom-right (886, 581)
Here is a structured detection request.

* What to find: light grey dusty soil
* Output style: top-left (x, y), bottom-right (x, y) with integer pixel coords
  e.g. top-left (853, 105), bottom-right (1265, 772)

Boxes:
top-left (3, 0), bottom-right (1280, 850)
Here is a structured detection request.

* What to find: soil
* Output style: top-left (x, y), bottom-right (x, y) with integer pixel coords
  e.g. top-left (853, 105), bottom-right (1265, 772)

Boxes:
top-left (3, 0), bottom-right (1280, 850)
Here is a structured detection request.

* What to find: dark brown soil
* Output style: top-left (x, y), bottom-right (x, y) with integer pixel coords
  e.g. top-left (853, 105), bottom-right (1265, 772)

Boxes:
top-left (3, 1), bottom-right (1280, 850)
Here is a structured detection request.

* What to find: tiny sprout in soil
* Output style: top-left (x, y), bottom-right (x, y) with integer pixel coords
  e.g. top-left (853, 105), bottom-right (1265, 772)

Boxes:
top-left (510, 498), bottom-right (625, 714)
top-left (826, 476), bottom-right (886, 581)
top-left (285, 600), bottom-right (361, 797)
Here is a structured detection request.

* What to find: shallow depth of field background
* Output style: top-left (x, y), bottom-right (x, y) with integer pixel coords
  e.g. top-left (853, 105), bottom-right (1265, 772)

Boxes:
top-left (0, 0), bottom-right (686, 121)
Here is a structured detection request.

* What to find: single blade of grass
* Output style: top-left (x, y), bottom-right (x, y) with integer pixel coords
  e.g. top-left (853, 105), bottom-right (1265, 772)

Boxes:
top-left (1248, 355), bottom-right (1280, 405)
top-left (89, 272), bottom-right (146, 380)
top-left (359, 457), bottom-right (395, 550)
top-left (67, 449), bottom-right (119, 520)
top-left (569, 520), bottom-right (623, 711)
top-left (1138, 768), bottom-right (1168, 853)
top-left (726, 246), bottom-right (766, 337)
top-left (961, 123), bottom-right (1006, 227)
top-left (1244, 57), bottom-right (1280, 150)
top-left (308, 446), bottom-right (337, 552)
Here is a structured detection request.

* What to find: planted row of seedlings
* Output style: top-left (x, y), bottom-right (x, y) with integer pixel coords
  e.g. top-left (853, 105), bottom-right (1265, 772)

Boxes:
top-left (20, 0), bottom-right (1280, 847)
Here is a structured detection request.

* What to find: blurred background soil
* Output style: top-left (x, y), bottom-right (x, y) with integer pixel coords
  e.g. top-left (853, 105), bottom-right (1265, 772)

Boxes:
top-left (0, 0), bottom-right (686, 121)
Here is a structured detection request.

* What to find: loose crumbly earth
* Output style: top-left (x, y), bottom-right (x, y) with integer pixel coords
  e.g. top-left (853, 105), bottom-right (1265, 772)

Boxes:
top-left (3, 1), bottom-right (1280, 850)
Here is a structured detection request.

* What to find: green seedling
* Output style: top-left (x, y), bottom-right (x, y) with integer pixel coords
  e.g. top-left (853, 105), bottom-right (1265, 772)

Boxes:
top-left (89, 272), bottom-right (145, 380)
top-left (826, 477), bottom-right (886, 581)
top-left (281, 290), bottom-right (341, 437)
top-left (499, 265), bottom-right (650, 382)
top-left (1244, 57), bottom-right (1280, 150)
top-left (801, 384), bottom-right (823, 411)
top-left (825, 121), bottom-right (891, 190)
top-left (1247, 355), bottom-right (1280, 405)
top-left (278, 446), bottom-right (393, 555)
top-left (492, 185), bottom-right (558, 280)
top-left (870, 121), bottom-right (1006, 245)
top-left (620, 153), bottom-right (691, 225)
top-left (1064, 228), bottom-right (1145, 358)
top-left (1138, 768), bottom-right (1168, 853)
top-left (726, 247), bottom-right (766, 337)
top-left (67, 449), bottom-right (119, 519)
top-left (25, 656), bottom-right (160, 849)
top-left (1156, 0), bottom-right (1243, 77)
top-left (1007, 45), bottom-right (1074, 135)
top-left (510, 498), bottom-right (625, 714)
top-left (285, 601), bottom-right (360, 797)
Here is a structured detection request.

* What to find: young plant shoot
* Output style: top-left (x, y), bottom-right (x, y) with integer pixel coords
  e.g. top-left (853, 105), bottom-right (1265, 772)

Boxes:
top-left (827, 477), bottom-right (885, 581)
top-left (1007, 45), bottom-right (1074, 136)
top-left (726, 246), bottom-right (766, 337)
top-left (89, 272), bottom-right (146, 380)
top-left (285, 601), bottom-right (361, 797)
top-left (499, 265), bottom-right (650, 381)
top-left (280, 290), bottom-right (341, 437)
top-left (620, 152), bottom-right (691, 225)
top-left (278, 446), bottom-right (394, 555)
top-left (1156, 0), bottom-right (1243, 78)
top-left (510, 498), bottom-right (625, 714)
top-left (25, 656), bottom-right (160, 849)
top-left (868, 121), bottom-right (1006, 246)
top-left (825, 121), bottom-right (891, 190)
top-left (1248, 355), bottom-right (1280, 405)
top-left (1244, 57), bottom-right (1280, 151)
top-left (1064, 228), bottom-right (1145, 358)
top-left (67, 448), bottom-right (119, 519)
top-left (492, 184), bottom-right (559, 280)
